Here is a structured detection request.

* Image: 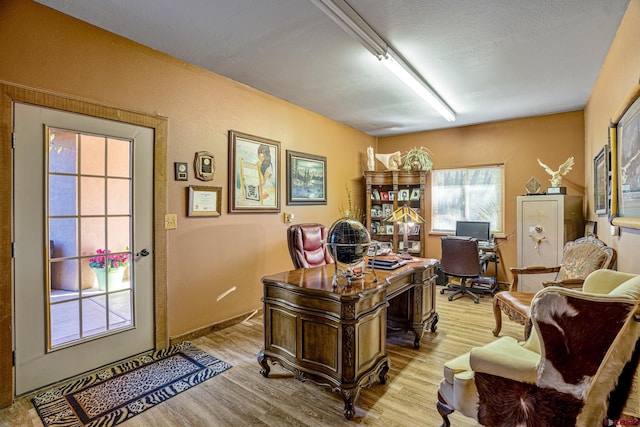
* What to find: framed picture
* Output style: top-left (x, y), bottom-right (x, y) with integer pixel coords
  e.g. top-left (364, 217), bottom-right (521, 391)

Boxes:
top-left (380, 191), bottom-right (389, 201)
top-left (372, 189), bottom-right (381, 200)
top-left (410, 188), bottom-right (421, 201)
top-left (228, 130), bottom-right (280, 213)
top-left (188, 185), bottom-right (222, 217)
top-left (610, 82), bottom-right (640, 229)
top-left (594, 145), bottom-right (609, 215)
top-left (286, 150), bottom-right (327, 205)
top-left (398, 189), bottom-right (410, 201)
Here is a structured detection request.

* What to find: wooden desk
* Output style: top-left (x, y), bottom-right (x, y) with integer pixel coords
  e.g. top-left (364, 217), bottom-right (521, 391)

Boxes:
top-left (257, 258), bottom-right (439, 419)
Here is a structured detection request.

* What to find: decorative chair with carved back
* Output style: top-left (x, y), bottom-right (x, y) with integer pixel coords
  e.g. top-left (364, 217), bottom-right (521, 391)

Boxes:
top-left (437, 269), bottom-right (640, 427)
top-left (493, 235), bottom-right (616, 339)
top-left (286, 223), bottom-right (333, 269)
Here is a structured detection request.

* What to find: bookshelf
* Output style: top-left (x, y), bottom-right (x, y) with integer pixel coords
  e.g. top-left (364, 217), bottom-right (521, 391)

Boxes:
top-left (364, 170), bottom-right (428, 257)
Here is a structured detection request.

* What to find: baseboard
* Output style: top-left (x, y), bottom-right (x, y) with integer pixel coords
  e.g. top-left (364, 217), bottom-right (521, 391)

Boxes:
top-left (169, 308), bottom-right (263, 346)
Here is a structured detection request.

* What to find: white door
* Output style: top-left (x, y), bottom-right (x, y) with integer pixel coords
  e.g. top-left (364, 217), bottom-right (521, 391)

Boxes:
top-left (13, 103), bottom-right (155, 395)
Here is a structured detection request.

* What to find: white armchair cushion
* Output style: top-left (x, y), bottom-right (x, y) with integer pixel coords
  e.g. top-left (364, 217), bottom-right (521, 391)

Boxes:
top-left (470, 336), bottom-right (540, 384)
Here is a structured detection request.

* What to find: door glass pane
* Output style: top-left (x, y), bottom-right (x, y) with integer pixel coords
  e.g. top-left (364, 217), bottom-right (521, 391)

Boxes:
top-left (83, 296), bottom-right (107, 336)
top-left (48, 130), bottom-right (78, 174)
top-left (50, 259), bottom-right (78, 293)
top-left (49, 175), bottom-right (77, 216)
top-left (49, 218), bottom-right (78, 258)
top-left (80, 176), bottom-right (105, 215)
top-left (107, 138), bottom-right (131, 178)
top-left (50, 300), bottom-right (80, 347)
top-left (47, 127), bottom-right (133, 350)
top-left (109, 292), bottom-right (132, 328)
top-left (107, 178), bottom-right (130, 215)
top-left (80, 134), bottom-right (105, 176)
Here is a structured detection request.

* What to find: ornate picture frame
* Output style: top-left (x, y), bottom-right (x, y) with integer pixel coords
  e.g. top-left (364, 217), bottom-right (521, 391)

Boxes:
top-left (228, 130), bottom-right (280, 213)
top-left (593, 145), bottom-right (609, 215)
top-left (286, 150), bottom-right (327, 205)
top-left (609, 82), bottom-right (640, 229)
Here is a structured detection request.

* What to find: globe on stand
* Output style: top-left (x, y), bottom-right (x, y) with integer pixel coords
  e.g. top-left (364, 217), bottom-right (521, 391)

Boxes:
top-left (326, 218), bottom-right (375, 286)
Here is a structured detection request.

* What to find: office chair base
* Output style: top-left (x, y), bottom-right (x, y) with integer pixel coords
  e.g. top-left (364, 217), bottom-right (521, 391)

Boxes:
top-left (440, 282), bottom-right (481, 303)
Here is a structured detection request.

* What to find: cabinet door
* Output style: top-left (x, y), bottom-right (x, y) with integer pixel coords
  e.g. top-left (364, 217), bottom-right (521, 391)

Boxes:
top-left (518, 199), bottom-right (560, 292)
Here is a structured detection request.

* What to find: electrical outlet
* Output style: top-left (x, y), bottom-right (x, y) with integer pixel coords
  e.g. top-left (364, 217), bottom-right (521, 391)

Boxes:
top-left (165, 214), bottom-right (177, 230)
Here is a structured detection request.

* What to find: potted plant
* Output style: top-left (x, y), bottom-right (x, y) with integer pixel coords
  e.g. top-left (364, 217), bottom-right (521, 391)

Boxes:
top-left (89, 249), bottom-right (130, 291)
top-left (402, 146), bottom-right (434, 171)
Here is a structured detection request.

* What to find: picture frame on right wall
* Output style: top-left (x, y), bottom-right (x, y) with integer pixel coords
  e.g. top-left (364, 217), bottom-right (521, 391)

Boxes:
top-left (610, 82), bottom-right (640, 229)
top-left (593, 145), bottom-right (609, 215)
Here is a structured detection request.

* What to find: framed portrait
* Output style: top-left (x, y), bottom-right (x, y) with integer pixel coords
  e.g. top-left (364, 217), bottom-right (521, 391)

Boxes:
top-left (228, 130), bottom-right (280, 213)
top-left (188, 185), bottom-right (221, 217)
top-left (593, 145), bottom-right (609, 215)
top-left (398, 189), bottom-right (410, 201)
top-left (410, 188), bottom-right (421, 201)
top-left (286, 150), bottom-right (327, 205)
top-left (610, 83), bottom-right (640, 229)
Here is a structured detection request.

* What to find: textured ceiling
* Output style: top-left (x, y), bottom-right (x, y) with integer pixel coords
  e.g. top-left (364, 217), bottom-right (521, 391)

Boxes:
top-left (35, 0), bottom-right (630, 136)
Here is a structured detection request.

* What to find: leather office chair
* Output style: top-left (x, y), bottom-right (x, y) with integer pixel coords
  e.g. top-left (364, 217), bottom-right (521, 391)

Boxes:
top-left (440, 236), bottom-right (485, 304)
top-left (493, 235), bottom-right (617, 339)
top-left (286, 223), bottom-right (333, 269)
top-left (437, 270), bottom-right (640, 427)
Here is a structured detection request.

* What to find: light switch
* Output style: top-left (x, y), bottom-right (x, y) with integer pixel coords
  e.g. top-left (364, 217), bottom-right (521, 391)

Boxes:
top-left (165, 214), bottom-right (177, 230)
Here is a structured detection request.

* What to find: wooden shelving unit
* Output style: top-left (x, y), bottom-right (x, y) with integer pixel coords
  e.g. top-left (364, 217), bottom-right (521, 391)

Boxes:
top-left (364, 170), bottom-right (428, 258)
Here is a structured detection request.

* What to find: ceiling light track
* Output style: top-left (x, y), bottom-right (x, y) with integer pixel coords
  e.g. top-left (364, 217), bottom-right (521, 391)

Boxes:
top-left (309, 0), bottom-right (456, 122)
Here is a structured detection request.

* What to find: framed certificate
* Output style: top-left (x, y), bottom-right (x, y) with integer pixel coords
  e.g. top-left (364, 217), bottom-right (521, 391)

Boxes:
top-left (188, 185), bottom-right (222, 217)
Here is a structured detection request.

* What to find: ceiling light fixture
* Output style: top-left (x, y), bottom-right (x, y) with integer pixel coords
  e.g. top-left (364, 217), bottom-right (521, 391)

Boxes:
top-left (310, 0), bottom-right (456, 122)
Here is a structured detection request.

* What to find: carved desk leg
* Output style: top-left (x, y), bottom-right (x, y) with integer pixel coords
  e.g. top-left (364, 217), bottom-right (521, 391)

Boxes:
top-left (257, 351), bottom-right (270, 377)
top-left (340, 387), bottom-right (361, 420)
top-left (378, 359), bottom-right (390, 384)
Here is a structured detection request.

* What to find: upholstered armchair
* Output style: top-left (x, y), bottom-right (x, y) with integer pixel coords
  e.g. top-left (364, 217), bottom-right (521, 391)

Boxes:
top-left (286, 223), bottom-right (333, 269)
top-left (437, 269), bottom-right (640, 427)
top-left (493, 235), bottom-right (616, 339)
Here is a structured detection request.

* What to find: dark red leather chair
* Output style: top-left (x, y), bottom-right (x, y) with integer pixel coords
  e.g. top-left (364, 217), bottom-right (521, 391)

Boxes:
top-left (287, 223), bottom-right (333, 269)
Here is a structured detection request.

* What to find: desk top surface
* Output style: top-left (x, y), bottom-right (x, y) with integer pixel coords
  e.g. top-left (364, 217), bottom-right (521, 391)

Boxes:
top-left (262, 257), bottom-right (438, 297)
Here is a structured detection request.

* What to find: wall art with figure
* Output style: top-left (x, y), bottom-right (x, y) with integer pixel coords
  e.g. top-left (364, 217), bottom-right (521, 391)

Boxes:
top-left (228, 130), bottom-right (280, 213)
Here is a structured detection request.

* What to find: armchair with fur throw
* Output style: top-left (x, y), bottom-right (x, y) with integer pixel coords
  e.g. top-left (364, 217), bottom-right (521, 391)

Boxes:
top-left (437, 270), bottom-right (640, 427)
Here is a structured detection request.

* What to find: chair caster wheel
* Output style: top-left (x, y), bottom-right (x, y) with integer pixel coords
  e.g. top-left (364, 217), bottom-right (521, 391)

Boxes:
top-left (448, 296), bottom-right (453, 301)
top-left (474, 299), bottom-right (479, 304)
top-left (440, 289), bottom-right (445, 294)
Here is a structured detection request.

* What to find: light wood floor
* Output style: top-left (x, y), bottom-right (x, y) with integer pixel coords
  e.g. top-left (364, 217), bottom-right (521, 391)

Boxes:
top-left (0, 289), bottom-right (524, 427)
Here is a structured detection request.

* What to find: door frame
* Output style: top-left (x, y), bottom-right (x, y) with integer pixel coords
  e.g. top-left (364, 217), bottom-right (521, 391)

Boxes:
top-left (0, 81), bottom-right (168, 407)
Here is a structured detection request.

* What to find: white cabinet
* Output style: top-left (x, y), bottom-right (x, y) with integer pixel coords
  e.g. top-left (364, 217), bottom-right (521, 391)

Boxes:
top-left (516, 195), bottom-right (584, 293)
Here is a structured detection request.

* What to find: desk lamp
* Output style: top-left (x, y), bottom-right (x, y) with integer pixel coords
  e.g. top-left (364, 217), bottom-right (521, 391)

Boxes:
top-left (385, 204), bottom-right (425, 260)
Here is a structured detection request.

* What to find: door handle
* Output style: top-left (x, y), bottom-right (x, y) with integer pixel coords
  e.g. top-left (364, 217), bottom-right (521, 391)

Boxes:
top-left (136, 248), bottom-right (150, 257)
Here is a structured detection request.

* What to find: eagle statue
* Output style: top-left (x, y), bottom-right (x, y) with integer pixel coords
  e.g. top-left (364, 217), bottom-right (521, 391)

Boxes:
top-left (537, 157), bottom-right (575, 187)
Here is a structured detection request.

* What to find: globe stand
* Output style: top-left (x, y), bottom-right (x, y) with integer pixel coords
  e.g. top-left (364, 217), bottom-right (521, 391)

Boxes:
top-left (327, 242), bottom-right (378, 288)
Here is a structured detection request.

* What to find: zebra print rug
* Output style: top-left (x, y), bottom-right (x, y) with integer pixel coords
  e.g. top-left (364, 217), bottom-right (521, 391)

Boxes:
top-left (32, 341), bottom-right (231, 427)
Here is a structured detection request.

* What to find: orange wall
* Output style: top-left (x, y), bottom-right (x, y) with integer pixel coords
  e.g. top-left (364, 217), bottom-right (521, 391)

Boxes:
top-left (0, 0), bottom-right (375, 337)
top-left (585, 0), bottom-right (640, 274)
top-left (378, 111), bottom-right (585, 280)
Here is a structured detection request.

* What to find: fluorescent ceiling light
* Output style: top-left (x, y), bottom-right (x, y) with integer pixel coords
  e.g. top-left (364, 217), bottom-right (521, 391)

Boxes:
top-left (382, 53), bottom-right (456, 122)
top-left (309, 0), bottom-right (456, 122)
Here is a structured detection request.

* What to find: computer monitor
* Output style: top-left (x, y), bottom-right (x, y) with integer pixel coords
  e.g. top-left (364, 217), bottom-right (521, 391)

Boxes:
top-left (455, 221), bottom-right (491, 242)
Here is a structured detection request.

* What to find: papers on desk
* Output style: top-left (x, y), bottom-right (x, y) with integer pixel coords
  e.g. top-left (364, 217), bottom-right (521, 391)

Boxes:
top-left (367, 258), bottom-right (409, 270)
